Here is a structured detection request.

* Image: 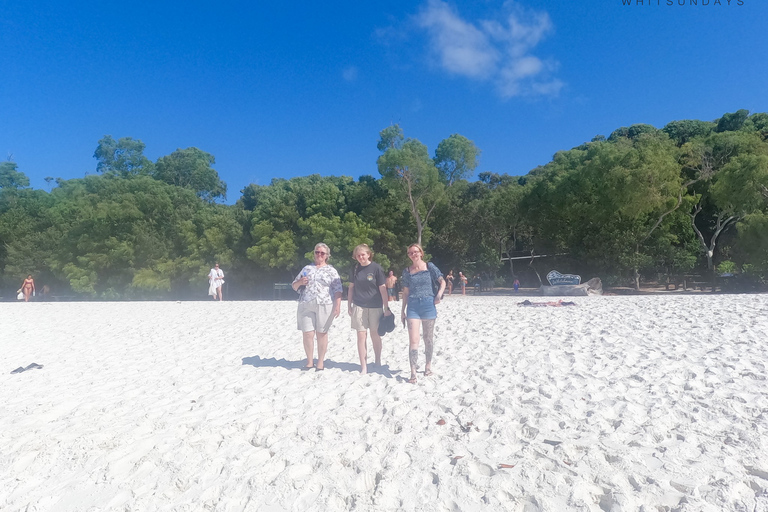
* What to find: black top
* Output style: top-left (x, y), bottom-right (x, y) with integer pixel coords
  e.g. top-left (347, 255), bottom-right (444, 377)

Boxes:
top-left (349, 262), bottom-right (387, 308)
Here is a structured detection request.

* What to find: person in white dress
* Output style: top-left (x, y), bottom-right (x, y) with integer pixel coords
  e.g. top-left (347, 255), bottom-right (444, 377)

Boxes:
top-left (208, 263), bottom-right (225, 301)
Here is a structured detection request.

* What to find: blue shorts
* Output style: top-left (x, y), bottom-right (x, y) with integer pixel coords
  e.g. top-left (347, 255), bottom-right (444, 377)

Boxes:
top-left (406, 296), bottom-right (437, 320)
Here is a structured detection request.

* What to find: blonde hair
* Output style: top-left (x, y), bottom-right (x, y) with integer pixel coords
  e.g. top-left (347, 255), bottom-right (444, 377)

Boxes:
top-left (407, 243), bottom-right (424, 256)
top-left (353, 243), bottom-right (373, 259)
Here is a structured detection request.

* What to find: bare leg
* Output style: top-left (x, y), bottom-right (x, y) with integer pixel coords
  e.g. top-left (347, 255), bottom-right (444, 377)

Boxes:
top-left (407, 319), bottom-right (421, 382)
top-left (370, 330), bottom-right (383, 366)
top-left (218, 286), bottom-right (223, 301)
top-left (316, 332), bottom-right (329, 370)
top-left (422, 319), bottom-right (435, 376)
top-left (302, 331), bottom-right (315, 367)
top-left (356, 330), bottom-right (368, 374)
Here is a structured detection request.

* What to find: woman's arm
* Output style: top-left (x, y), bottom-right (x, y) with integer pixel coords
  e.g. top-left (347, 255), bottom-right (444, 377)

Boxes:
top-left (292, 267), bottom-right (308, 291)
top-left (378, 284), bottom-right (391, 315)
top-left (400, 287), bottom-right (409, 322)
top-left (332, 292), bottom-right (342, 318)
top-left (434, 277), bottom-right (446, 304)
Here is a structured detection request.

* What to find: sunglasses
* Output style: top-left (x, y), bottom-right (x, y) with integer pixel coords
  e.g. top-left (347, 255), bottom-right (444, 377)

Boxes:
top-left (314, 251), bottom-right (327, 255)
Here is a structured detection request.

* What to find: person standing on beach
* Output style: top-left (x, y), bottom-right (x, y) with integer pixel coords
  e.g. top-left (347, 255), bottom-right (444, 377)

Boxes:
top-left (401, 244), bottom-right (445, 384)
top-left (348, 244), bottom-right (392, 374)
top-left (459, 272), bottom-right (467, 295)
top-left (385, 270), bottom-right (398, 302)
top-left (20, 275), bottom-right (35, 302)
top-left (446, 270), bottom-right (454, 295)
top-left (208, 263), bottom-right (225, 301)
top-left (292, 243), bottom-right (343, 371)
top-left (513, 278), bottom-right (520, 293)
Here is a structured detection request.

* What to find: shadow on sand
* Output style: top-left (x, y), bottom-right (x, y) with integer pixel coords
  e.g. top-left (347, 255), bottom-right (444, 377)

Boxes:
top-left (242, 356), bottom-right (397, 377)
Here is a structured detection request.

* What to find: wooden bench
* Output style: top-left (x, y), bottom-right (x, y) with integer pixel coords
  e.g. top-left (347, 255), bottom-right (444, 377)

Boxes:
top-left (663, 275), bottom-right (687, 291)
top-left (691, 280), bottom-right (717, 292)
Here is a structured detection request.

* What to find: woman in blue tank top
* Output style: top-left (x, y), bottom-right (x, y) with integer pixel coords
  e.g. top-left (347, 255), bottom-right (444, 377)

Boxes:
top-left (400, 243), bottom-right (445, 384)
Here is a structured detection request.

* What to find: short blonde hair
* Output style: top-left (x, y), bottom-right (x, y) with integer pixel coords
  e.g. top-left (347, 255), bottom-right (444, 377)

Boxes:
top-left (353, 243), bottom-right (373, 259)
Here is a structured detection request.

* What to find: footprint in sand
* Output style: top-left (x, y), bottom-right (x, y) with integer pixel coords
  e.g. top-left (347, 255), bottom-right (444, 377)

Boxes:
top-left (469, 461), bottom-right (494, 477)
top-left (294, 482), bottom-right (323, 509)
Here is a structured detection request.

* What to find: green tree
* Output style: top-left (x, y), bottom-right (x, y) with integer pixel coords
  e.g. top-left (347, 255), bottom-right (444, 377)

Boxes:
top-left (662, 120), bottom-right (715, 146)
top-left (0, 162), bottom-right (30, 189)
top-left (715, 109), bottom-right (750, 133)
top-left (94, 135), bottom-right (154, 177)
top-left (153, 147), bottom-right (227, 202)
top-left (434, 134), bottom-right (480, 186)
top-left (377, 125), bottom-right (443, 246)
top-left (682, 130), bottom-right (767, 272)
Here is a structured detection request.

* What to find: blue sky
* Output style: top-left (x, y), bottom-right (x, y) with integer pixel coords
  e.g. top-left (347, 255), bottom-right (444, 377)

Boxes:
top-left (2, 0), bottom-right (766, 202)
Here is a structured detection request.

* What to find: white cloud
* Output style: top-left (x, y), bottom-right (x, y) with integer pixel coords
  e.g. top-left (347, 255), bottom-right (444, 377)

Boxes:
top-left (417, 1), bottom-right (498, 78)
top-left (416, 0), bottom-right (562, 98)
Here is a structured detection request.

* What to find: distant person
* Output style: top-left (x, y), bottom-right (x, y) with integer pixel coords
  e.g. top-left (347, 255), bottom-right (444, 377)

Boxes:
top-left (401, 244), bottom-right (445, 384)
top-left (518, 299), bottom-right (576, 307)
top-left (292, 243), bottom-right (343, 371)
top-left (446, 270), bottom-right (454, 295)
top-left (513, 278), bottom-right (520, 293)
top-left (472, 275), bottom-right (482, 295)
top-left (348, 244), bottom-right (392, 374)
top-left (459, 272), bottom-right (467, 295)
top-left (20, 275), bottom-right (35, 302)
top-left (386, 270), bottom-right (398, 302)
top-left (208, 263), bottom-right (225, 301)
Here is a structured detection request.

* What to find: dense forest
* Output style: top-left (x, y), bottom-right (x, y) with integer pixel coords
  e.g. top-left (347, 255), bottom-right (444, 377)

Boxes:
top-left (2, 109), bottom-right (767, 300)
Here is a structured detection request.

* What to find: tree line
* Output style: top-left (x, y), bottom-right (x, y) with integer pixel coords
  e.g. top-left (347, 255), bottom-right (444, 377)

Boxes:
top-left (1, 109), bottom-right (767, 299)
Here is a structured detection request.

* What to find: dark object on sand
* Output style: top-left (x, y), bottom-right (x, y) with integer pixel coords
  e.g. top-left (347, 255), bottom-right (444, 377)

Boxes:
top-left (10, 363), bottom-right (44, 374)
top-left (377, 313), bottom-right (396, 337)
top-left (518, 300), bottom-right (577, 307)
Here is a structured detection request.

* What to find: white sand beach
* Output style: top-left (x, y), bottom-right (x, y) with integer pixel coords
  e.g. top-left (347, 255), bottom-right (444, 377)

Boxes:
top-left (2, 295), bottom-right (768, 511)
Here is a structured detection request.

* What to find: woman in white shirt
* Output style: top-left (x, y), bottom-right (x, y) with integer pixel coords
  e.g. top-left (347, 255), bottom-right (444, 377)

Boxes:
top-left (208, 263), bottom-right (225, 301)
top-left (292, 243), bottom-right (343, 371)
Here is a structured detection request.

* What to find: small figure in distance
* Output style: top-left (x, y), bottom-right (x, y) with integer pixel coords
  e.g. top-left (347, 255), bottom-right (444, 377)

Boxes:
top-left (513, 278), bottom-right (520, 293)
top-left (400, 244), bottom-right (446, 384)
top-left (348, 244), bottom-right (393, 374)
top-left (20, 275), bottom-right (35, 302)
top-left (459, 272), bottom-right (467, 295)
top-left (292, 243), bottom-right (343, 371)
top-left (446, 270), bottom-right (454, 295)
top-left (385, 270), bottom-right (398, 302)
top-left (472, 274), bottom-right (482, 295)
top-left (208, 263), bottom-right (225, 301)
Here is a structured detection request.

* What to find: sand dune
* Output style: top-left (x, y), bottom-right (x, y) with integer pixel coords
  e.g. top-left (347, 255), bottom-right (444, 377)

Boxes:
top-left (2, 295), bottom-right (767, 511)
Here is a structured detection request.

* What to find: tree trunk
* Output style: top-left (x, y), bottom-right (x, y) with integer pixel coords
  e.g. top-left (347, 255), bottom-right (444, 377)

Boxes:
top-left (690, 203), bottom-right (737, 283)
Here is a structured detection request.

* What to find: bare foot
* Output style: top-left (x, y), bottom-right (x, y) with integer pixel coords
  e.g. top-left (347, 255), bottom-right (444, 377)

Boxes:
top-left (360, 365), bottom-right (367, 375)
top-left (424, 369), bottom-right (433, 377)
top-left (408, 377), bottom-right (417, 384)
